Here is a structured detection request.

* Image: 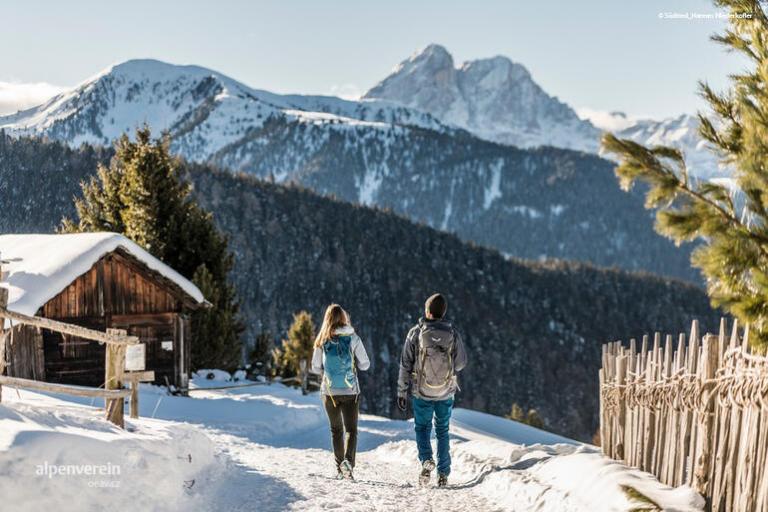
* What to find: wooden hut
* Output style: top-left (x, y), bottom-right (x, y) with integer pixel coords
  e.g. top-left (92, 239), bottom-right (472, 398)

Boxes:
top-left (0, 233), bottom-right (207, 392)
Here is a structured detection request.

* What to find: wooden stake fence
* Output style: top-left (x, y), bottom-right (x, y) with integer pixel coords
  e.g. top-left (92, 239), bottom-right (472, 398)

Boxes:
top-left (600, 318), bottom-right (768, 511)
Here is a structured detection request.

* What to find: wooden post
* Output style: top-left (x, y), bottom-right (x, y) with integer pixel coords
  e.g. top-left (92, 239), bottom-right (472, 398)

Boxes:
top-left (615, 354), bottom-right (628, 460)
top-left (685, 321), bottom-right (701, 485)
top-left (124, 370), bottom-right (154, 419)
top-left (645, 333), bottom-right (661, 473)
top-left (658, 333), bottom-right (673, 483)
top-left (627, 338), bottom-right (637, 466)
top-left (598, 366), bottom-right (606, 454)
top-left (0, 284), bottom-right (7, 403)
top-left (632, 343), bottom-right (646, 468)
top-left (694, 334), bottom-right (717, 498)
top-left (675, 332), bottom-right (688, 487)
top-left (104, 328), bottom-right (127, 428)
top-left (129, 378), bottom-right (139, 419)
top-left (711, 319), bottom-right (731, 511)
top-left (0, 248), bottom-right (8, 402)
top-left (642, 337), bottom-right (656, 472)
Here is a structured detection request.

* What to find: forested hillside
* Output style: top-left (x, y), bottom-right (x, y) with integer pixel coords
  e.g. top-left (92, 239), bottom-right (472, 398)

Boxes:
top-left (0, 134), bottom-right (719, 440)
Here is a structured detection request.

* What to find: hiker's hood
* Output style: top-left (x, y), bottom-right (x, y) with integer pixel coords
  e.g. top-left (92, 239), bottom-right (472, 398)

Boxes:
top-left (333, 325), bottom-right (355, 336)
top-left (419, 317), bottom-right (452, 330)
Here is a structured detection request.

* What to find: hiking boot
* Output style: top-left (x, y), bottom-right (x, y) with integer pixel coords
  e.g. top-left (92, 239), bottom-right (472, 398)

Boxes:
top-left (437, 473), bottom-right (448, 487)
top-left (419, 459), bottom-right (435, 486)
top-left (340, 459), bottom-right (354, 480)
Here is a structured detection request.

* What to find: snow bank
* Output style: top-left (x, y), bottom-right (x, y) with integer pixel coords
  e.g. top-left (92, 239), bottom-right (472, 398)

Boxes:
top-left (0, 377), bottom-right (704, 512)
top-left (0, 390), bottom-right (246, 512)
top-left (528, 448), bottom-right (705, 511)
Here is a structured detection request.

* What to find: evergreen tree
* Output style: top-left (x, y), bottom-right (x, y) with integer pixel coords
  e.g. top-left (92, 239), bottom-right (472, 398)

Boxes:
top-left (62, 126), bottom-right (244, 368)
top-left (191, 265), bottom-right (242, 371)
top-left (278, 311), bottom-right (316, 393)
top-left (525, 409), bottom-right (545, 429)
top-left (506, 403), bottom-right (526, 423)
top-left (506, 402), bottom-right (546, 429)
top-left (602, 0), bottom-right (768, 346)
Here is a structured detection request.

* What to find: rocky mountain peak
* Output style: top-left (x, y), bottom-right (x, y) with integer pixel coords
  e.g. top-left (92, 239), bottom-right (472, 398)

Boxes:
top-left (408, 43), bottom-right (454, 69)
top-left (364, 44), bottom-right (600, 152)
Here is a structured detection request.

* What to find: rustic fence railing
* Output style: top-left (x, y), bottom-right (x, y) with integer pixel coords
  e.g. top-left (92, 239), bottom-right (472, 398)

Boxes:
top-left (600, 318), bottom-right (768, 511)
top-left (0, 271), bottom-right (152, 428)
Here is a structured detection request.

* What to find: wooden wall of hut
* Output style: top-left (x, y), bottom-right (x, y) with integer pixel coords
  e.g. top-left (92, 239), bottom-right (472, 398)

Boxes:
top-left (5, 325), bottom-right (45, 381)
top-left (4, 248), bottom-right (196, 389)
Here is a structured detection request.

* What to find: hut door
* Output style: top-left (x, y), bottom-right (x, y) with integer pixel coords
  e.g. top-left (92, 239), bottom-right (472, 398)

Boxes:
top-left (110, 315), bottom-right (176, 388)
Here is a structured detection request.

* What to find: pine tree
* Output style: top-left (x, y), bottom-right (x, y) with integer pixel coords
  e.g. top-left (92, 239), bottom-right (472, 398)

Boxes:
top-left (506, 403), bottom-right (546, 429)
top-left (278, 311), bottom-right (316, 393)
top-left (525, 409), bottom-right (545, 429)
top-left (62, 126), bottom-right (244, 368)
top-left (191, 265), bottom-right (242, 371)
top-left (602, 1), bottom-right (768, 346)
top-left (506, 403), bottom-right (525, 422)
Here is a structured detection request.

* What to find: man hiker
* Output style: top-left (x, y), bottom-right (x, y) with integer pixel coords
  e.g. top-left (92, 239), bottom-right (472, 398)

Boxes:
top-left (396, 293), bottom-right (467, 487)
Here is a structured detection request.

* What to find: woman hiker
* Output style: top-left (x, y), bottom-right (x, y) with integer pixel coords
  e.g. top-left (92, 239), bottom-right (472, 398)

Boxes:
top-left (311, 304), bottom-right (371, 479)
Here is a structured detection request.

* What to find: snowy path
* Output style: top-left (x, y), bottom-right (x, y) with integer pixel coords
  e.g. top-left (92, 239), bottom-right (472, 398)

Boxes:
top-left (178, 381), bottom-right (585, 511)
top-left (203, 425), bottom-right (580, 512)
top-left (0, 376), bottom-right (705, 512)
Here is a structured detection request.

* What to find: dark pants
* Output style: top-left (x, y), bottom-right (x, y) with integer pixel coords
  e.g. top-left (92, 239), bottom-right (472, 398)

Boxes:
top-left (322, 394), bottom-right (359, 468)
top-left (412, 396), bottom-right (454, 475)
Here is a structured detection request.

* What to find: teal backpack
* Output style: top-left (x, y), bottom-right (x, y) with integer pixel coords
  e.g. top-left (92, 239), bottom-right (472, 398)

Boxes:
top-left (322, 335), bottom-right (357, 390)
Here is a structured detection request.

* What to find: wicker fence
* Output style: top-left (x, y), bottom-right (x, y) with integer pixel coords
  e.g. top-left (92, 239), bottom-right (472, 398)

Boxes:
top-left (600, 318), bottom-right (768, 511)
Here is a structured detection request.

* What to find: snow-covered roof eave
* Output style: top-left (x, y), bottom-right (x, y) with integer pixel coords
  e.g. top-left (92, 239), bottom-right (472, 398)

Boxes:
top-left (0, 233), bottom-right (206, 324)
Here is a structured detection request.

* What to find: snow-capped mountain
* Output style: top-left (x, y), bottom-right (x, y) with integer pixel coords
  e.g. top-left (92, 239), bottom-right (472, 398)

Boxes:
top-left (614, 114), bottom-right (723, 180)
top-left (364, 44), bottom-right (602, 153)
top-left (366, 45), bottom-right (724, 179)
top-left (0, 58), bottom-right (700, 281)
top-left (0, 59), bottom-right (450, 159)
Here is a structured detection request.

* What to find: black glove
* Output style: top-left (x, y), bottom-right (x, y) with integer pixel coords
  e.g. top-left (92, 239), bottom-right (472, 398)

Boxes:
top-left (397, 396), bottom-right (408, 412)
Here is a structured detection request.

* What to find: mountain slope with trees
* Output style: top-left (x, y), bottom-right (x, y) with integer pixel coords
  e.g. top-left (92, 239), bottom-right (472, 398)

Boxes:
top-left (0, 134), bottom-right (720, 439)
top-left (187, 165), bottom-right (719, 440)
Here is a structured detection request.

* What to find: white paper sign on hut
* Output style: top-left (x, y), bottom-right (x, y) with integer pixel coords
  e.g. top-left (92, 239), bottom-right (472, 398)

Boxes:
top-left (125, 343), bottom-right (146, 372)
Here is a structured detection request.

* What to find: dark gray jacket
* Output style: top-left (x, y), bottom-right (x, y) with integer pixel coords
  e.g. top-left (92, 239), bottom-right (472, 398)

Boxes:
top-left (397, 317), bottom-right (467, 401)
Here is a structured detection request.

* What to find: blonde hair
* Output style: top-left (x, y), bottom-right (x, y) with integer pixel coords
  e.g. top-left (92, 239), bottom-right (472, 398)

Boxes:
top-left (313, 304), bottom-right (350, 348)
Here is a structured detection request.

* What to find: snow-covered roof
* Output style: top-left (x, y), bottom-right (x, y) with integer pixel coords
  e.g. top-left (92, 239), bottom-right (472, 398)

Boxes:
top-left (0, 233), bottom-right (206, 320)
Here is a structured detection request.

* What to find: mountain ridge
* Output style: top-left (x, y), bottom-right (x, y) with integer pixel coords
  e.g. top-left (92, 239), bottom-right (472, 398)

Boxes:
top-left (0, 57), bottom-right (701, 282)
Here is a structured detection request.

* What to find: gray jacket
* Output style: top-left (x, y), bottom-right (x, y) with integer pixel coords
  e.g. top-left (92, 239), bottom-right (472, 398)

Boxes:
top-left (311, 326), bottom-right (370, 396)
top-left (397, 318), bottom-right (467, 401)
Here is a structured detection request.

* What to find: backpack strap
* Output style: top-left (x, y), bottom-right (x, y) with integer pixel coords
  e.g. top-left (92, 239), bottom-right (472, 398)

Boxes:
top-left (346, 336), bottom-right (357, 389)
top-left (410, 322), bottom-right (425, 389)
top-left (322, 339), bottom-right (337, 407)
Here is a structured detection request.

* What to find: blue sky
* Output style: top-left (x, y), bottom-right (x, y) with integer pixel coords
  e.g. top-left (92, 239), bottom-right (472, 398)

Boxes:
top-left (0, 0), bottom-right (743, 119)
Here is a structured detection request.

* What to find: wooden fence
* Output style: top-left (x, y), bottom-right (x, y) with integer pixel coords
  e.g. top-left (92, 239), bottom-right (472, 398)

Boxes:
top-left (600, 318), bottom-right (768, 511)
top-left (0, 281), bottom-right (153, 427)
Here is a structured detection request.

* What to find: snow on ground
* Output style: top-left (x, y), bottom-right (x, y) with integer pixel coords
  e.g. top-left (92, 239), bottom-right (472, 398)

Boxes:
top-left (0, 373), bottom-right (704, 512)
